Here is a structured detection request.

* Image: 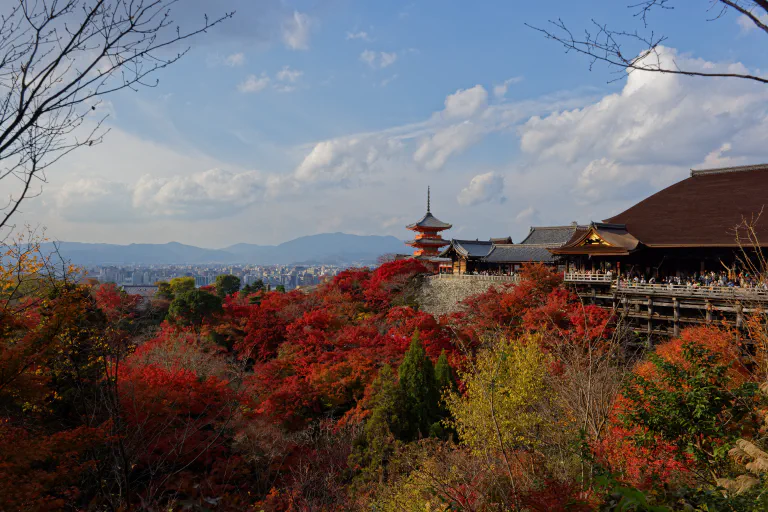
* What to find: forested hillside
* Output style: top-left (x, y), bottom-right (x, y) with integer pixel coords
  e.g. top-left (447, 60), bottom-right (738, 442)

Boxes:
top-left (3, 242), bottom-right (768, 511)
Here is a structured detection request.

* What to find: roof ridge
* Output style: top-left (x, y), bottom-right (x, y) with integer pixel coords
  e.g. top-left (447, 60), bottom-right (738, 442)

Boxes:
top-left (690, 163), bottom-right (768, 177)
top-left (494, 243), bottom-right (552, 247)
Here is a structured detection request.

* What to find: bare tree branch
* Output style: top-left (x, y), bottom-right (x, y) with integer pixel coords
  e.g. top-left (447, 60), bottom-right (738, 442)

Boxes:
top-left (528, 1), bottom-right (768, 85)
top-left (0, 0), bottom-right (233, 232)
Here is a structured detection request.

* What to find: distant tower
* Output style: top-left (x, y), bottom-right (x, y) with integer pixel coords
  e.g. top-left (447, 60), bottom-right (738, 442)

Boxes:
top-left (405, 187), bottom-right (452, 258)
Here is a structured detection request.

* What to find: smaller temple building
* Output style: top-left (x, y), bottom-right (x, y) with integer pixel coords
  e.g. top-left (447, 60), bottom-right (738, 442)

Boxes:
top-left (441, 225), bottom-right (581, 274)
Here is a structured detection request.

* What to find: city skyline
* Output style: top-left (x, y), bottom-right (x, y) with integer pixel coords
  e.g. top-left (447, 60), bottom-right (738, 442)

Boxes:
top-left (5, 0), bottom-right (768, 247)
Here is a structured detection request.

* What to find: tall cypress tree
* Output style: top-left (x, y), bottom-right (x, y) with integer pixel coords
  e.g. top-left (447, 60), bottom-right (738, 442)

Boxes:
top-left (398, 331), bottom-right (439, 440)
top-left (434, 350), bottom-right (457, 393)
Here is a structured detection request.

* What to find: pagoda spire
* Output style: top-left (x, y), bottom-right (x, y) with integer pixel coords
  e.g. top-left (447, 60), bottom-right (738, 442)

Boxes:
top-left (427, 186), bottom-right (431, 213)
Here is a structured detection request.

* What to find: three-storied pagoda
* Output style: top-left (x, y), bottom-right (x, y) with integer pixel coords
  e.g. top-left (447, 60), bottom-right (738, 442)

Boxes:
top-left (405, 188), bottom-right (452, 259)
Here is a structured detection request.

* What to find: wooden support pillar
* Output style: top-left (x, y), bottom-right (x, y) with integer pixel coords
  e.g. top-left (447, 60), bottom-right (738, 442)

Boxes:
top-left (647, 296), bottom-right (653, 338)
top-left (705, 300), bottom-right (712, 323)
top-left (673, 297), bottom-right (680, 337)
top-left (736, 303), bottom-right (744, 329)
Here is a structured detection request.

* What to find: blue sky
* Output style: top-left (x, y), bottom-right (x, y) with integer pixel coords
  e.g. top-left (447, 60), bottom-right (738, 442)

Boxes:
top-left (13, 0), bottom-right (768, 247)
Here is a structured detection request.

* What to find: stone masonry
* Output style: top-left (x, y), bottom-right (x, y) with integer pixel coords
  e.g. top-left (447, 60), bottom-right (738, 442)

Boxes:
top-left (416, 275), bottom-right (518, 317)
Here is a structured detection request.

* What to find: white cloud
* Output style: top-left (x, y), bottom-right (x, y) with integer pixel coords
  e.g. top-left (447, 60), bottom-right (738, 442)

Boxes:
top-left (346, 31), bottom-right (371, 41)
top-left (51, 169), bottom-right (270, 222)
top-left (276, 66), bottom-right (303, 83)
top-left (237, 74), bottom-right (270, 93)
top-left (53, 179), bottom-right (137, 223)
top-left (737, 13), bottom-right (768, 33)
top-left (133, 169), bottom-right (266, 219)
top-left (518, 46), bottom-right (768, 206)
top-left (360, 50), bottom-right (376, 67)
top-left (493, 76), bottom-right (523, 99)
top-left (294, 137), bottom-right (404, 185)
top-left (282, 11), bottom-right (312, 50)
top-left (414, 121), bottom-right (487, 171)
top-left (515, 206), bottom-right (538, 224)
top-left (443, 85), bottom-right (488, 119)
top-left (457, 172), bottom-right (506, 206)
top-left (381, 74), bottom-right (398, 87)
top-left (274, 84), bottom-right (297, 93)
top-left (360, 50), bottom-right (398, 69)
top-left (224, 52), bottom-right (245, 67)
top-left (380, 52), bottom-right (398, 68)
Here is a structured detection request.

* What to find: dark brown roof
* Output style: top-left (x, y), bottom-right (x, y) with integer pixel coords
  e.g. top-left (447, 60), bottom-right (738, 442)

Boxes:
top-left (604, 164), bottom-right (768, 247)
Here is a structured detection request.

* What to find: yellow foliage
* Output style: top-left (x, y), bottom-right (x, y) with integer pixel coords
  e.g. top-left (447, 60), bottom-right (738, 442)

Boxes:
top-left (445, 334), bottom-right (549, 456)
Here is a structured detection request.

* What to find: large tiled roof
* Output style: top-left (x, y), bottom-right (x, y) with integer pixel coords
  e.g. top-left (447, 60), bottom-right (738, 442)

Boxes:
top-left (604, 164), bottom-right (768, 247)
top-left (484, 244), bottom-right (557, 263)
top-left (406, 212), bottom-right (452, 230)
top-left (519, 225), bottom-right (580, 246)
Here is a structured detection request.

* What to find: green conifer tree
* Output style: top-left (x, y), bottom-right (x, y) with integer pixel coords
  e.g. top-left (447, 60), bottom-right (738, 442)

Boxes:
top-left (349, 365), bottom-right (406, 483)
top-left (434, 350), bottom-right (457, 393)
top-left (398, 331), bottom-right (439, 440)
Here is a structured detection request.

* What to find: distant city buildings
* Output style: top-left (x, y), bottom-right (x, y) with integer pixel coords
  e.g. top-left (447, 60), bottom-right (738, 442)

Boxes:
top-left (87, 262), bottom-right (346, 292)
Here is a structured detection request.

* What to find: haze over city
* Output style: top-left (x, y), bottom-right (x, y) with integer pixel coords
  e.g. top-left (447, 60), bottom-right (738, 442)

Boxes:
top-left (5, 0), bottom-right (768, 247)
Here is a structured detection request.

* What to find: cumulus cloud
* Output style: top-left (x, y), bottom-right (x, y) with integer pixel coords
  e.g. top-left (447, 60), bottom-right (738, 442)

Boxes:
top-left (224, 52), bottom-right (245, 67)
top-left (493, 76), bottom-right (523, 99)
top-left (276, 66), bottom-right (303, 83)
top-left (457, 172), bottom-right (506, 206)
top-left (515, 206), bottom-right (538, 224)
top-left (237, 74), bottom-right (270, 93)
top-left (346, 31), bottom-right (371, 41)
top-left (414, 121), bottom-right (486, 170)
top-left (443, 85), bottom-right (488, 119)
top-left (294, 137), bottom-right (404, 185)
top-left (737, 13), bottom-right (768, 33)
top-left (133, 169), bottom-right (266, 219)
top-left (360, 50), bottom-right (398, 69)
top-left (282, 11), bottom-right (312, 50)
top-left (52, 169), bottom-right (271, 222)
top-left (518, 46), bottom-right (768, 205)
top-left (53, 179), bottom-right (137, 223)
top-left (380, 52), bottom-right (398, 68)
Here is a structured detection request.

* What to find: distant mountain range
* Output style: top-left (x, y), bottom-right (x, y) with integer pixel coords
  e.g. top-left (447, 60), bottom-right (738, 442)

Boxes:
top-left (42, 233), bottom-right (408, 266)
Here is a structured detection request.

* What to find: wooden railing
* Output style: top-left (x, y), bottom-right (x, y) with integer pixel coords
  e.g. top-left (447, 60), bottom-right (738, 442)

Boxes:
top-left (563, 272), bottom-right (613, 283)
top-left (613, 282), bottom-right (768, 301)
top-left (428, 274), bottom-right (520, 283)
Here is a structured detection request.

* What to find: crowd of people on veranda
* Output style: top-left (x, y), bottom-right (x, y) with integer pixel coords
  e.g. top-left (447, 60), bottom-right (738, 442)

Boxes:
top-left (587, 269), bottom-right (768, 290)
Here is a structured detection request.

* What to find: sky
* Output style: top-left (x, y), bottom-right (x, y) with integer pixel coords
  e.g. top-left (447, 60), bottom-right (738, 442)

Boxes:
top-left (7, 0), bottom-right (768, 248)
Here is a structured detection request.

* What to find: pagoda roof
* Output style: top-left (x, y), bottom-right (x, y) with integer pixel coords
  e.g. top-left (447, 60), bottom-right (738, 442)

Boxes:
top-left (604, 163), bottom-right (768, 247)
top-left (405, 237), bottom-right (451, 247)
top-left (406, 211), bottom-right (452, 231)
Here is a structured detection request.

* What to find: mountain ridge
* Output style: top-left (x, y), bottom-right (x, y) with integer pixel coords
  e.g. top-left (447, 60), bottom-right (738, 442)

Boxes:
top-left (42, 233), bottom-right (407, 265)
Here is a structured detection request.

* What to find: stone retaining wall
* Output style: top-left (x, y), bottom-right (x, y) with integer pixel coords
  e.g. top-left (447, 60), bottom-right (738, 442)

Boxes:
top-left (416, 276), bottom-right (513, 316)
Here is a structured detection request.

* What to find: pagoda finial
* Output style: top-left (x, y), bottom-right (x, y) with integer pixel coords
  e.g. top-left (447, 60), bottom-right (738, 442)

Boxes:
top-left (427, 186), bottom-right (431, 213)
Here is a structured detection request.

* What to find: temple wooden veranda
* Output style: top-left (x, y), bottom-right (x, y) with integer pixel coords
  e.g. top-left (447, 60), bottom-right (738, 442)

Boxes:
top-left (421, 163), bottom-right (768, 338)
top-left (553, 164), bottom-right (768, 337)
